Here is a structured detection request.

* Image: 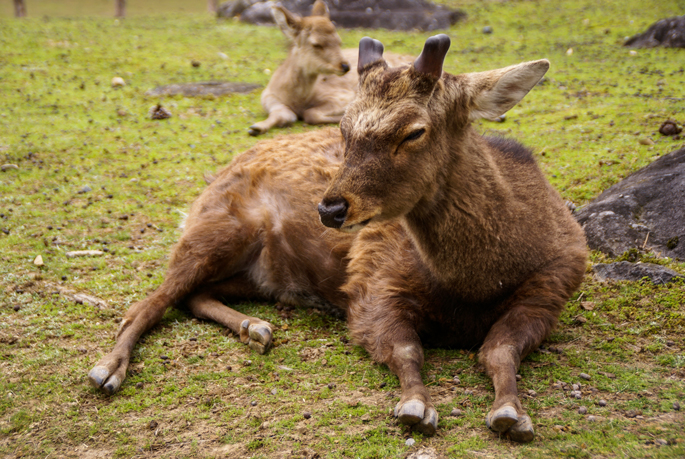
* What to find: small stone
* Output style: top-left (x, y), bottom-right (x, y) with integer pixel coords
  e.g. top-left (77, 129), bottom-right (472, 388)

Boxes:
top-left (453, 376), bottom-right (461, 384)
top-left (13, 305), bottom-right (20, 312)
top-left (405, 438), bottom-right (415, 447)
top-left (587, 415), bottom-right (597, 422)
top-left (654, 439), bottom-right (668, 446)
top-left (625, 409), bottom-right (637, 418)
top-left (598, 399), bottom-right (607, 407)
top-left (191, 60), bottom-right (201, 68)
top-left (33, 255), bottom-right (44, 266)
top-left (450, 408), bottom-right (462, 417)
top-left (379, 382), bottom-right (387, 388)
top-left (566, 48), bottom-right (574, 56)
top-left (666, 340), bottom-right (675, 347)
top-left (572, 384), bottom-right (580, 391)
top-left (226, 365), bottom-right (232, 371)
top-left (160, 355), bottom-right (169, 360)
top-left (482, 25), bottom-right (493, 34)
top-left (251, 400), bottom-right (257, 406)
top-left (135, 382), bottom-right (144, 389)
top-left (1, 164), bottom-right (19, 171)
top-left (464, 390), bottom-right (474, 396)
top-left (515, 374), bottom-right (522, 381)
top-left (244, 360), bottom-right (252, 366)
top-left (327, 383), bottom-right (336, 389)
top-left (111, 76), bottom-right (126, 87)
top-left (148, 420), bottom-right (158, 430)
top-left (116, 109), bottom-right (127, 117)
top-left (673, 402), bottom-right (680, 411)
top-left (271, 388), bottom-right (277, 395)
top-left (303, 411), bottom-right (311, 419)
top-left (579, 373), bottom-right (591, 381)
top-left (578, 406), bottom-right (588, 415)
top-left (638, 137), bottom-right (654, 146)
top-left (527, 390), bottom-right (537, 397)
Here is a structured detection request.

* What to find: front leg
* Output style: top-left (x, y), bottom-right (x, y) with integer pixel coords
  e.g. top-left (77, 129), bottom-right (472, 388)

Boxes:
top-left (386, 335), bottom-right (438, 436)
top-left (248, 103), bottom-right (297, 136)
top-left (302, 106), bottom-right (343, 126)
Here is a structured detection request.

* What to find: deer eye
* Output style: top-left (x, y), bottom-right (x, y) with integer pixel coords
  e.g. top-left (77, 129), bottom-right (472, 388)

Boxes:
top-left (402, 128), bottom-right (425, 144)
top-left (312, 43), bottom-right (324, 50)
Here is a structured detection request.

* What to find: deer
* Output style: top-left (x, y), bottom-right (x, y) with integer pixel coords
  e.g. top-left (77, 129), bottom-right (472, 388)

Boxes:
top-left (89, 35), bottom-right (588, 443)
top-left (247, 0), bottom-right (411, 136)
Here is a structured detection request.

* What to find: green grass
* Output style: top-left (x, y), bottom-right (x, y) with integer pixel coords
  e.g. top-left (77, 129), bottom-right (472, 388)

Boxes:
top-left (1, 0), bottom-right (685, 457)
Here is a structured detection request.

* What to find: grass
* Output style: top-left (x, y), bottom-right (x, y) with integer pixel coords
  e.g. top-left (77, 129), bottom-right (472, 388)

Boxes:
top-left (1, 0), bottom-right (684, 457)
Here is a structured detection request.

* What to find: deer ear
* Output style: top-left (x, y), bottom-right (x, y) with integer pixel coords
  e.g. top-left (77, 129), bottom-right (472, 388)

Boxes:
top-left (414, 34), bottom-right (451, 79)
top-left (358, 37), bottom-right (385, 73)
top-left (311, 0), bottom-right (330, 18)
top-left (271, 5), bottom-right (302, 40)
top-left (469, 59), bottom-right (550, 121)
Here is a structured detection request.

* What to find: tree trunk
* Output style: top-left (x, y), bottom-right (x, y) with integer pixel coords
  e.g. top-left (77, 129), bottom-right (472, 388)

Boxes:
top-left (115, 0), bottom-right (126, 18)
top-left (207, 0), bottom-right (218, 13)
top-left (14, 0), bottom-right (27, 17)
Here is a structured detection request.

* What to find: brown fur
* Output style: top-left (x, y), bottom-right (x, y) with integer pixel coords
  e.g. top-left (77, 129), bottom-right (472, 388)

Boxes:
top-left (248, 0), bottom-right (412, 136)
top-left (89, 36), bottom-right (587, 442)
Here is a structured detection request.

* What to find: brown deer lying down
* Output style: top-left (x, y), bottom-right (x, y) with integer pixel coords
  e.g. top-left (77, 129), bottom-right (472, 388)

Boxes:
top-left (247, 0), bottom-right (411, 136)
top-left (89, 35), bottom-right (587, 442)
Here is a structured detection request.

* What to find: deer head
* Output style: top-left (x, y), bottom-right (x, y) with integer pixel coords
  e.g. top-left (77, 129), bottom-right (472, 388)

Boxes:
top-left (318, 35), bottom-right (549, 231)
top-left (271, 0), bottom-right (350, 76)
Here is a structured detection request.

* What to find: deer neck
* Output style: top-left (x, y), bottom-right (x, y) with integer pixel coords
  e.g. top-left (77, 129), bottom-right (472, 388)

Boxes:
top-left (272, 52), bottom-right (320, 107)
top-left (402, 131), bottom-right (507, 288)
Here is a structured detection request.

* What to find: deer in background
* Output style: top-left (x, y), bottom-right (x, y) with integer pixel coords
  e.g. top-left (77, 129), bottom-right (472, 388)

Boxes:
top-left (89, 35), bottom-right (587, 443)
top-left (248, 0), bottom-right (411, 136)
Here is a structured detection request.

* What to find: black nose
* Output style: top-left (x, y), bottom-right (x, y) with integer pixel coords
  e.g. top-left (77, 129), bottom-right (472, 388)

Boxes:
top-left (318, 198), bottom-right (348, 229)
top-left (341, 62), bottom-right (350, 74)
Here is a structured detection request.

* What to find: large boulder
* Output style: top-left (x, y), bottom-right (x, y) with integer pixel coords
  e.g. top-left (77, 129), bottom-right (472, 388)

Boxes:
top-left (575, 147), bottom-right (685, 260)
top-left (218, 0), bottom-right (466, 31)
top-left (624, 15), bottom-right (685, 48)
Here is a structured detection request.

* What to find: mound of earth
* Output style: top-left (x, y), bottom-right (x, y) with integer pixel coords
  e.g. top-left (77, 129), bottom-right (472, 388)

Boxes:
top-left (218, 0), bottom-right (466, 31)
top-left (575, 147), bottom-right (685, 259)
top-left (146, 81), bottom-right (261, 97)
top-left (624, 15), bottom-right (685, 48)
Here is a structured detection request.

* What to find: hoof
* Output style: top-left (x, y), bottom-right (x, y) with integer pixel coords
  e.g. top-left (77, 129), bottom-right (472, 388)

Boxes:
top-left (247, 126), bottom-right (263, 136)
top-left (415, 406), bottom-right (438, 436)
top-left (508, 414), bottom-right (534, 443)
top-left (486, 403), bottom-right (518, 432)
top-left (395, 399), bottom-right (425, 425)
top-left (88, 365), bottom-right (121, 394)
top-left (240, 319), bottom-right (273, 354)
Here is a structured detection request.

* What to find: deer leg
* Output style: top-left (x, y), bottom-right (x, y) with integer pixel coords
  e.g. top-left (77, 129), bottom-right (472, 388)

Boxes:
top-left (479, 261), bottom-right (582, 442)
top-left (302, 106), bottom-right (344, 125)
top-left (248, 104), bottom-right (297, 136)
top-left (187, 280), bottom-right (274, 354)
top-left (89, 214), bottom-right (259, 394)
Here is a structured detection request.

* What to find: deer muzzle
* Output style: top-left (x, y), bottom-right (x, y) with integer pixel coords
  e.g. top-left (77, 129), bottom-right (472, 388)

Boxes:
top-left (318, 197), bottom-right (349, 229)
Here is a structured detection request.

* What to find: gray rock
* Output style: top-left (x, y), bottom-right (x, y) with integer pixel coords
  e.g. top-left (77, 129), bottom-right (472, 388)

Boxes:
top-left (405, 437), bottom-right (416, 447)
top-left (593, 261), bottom-right (683, 284)
top-left (624, 15), bottom-right (685, 48)
top-left (575, 147), bottom-right (685, 259)
top-left (146, 82), bottom-right (261, 97)
top-left (218, 0), bottom-right (467, 31)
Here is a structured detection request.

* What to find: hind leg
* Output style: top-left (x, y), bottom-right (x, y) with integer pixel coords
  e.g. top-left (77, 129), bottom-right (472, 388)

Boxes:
top-left (89, 213), bottom-right (259, 394)
top-left (187, 277), bottom-right (274, 354)
top-left (480, 257), bottom-right (585, 442)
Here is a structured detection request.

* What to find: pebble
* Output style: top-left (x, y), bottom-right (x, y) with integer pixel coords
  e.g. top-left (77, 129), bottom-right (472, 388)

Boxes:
top-left (148, 420), bottom-right (158, 430)
top-left (160, 355), bottom-right (169, 360)
top-left (464, 390), bottom-right (474, 396)
top-left (453, 376), bottom-right (460, 384)
top-left (303, 411), bottom-right (312, 419)
top-left (379, 382), bottom-right (387, 388)
top-left (599, 399), bottom-right (607, 407)
top-left (1, 164), bottom-right (19, 171)
top-left (579, 373), bottom-right (591, 381)
top-left (327, 383), bottom-right (336, 389)
top-left (405, 438), bottom-right (415, 447)
top-left (135, 382), bottom-right (144, 389)
top-left (13, 305), bottom-right (20, 312)
top-left (482, 26), bottom-right (493, 34)
top-left (515, 374), bottom-right (522, 381)
top-left (578, 406), bottom-right (588, 415)
top-left (527, 390), bottom-right (537, 397)
top-left (638, 137), bottom-right (654, 146)
top-left (226, 365), bottom-right (232, 371)
top-left (271, 388), bottom-right (277, 395)
top-left (587, 415), bottom-right (597, 422)
top-left (251, 400), bottom-right (257, 406)
top-left (111, 76), bottom-right (126, 87)
top-left (655, 439), bottom-right (668, 446)
top-left (450, 408), bottom-right (462, 417)
top-left (572, 384), bottom-right (580, 391)
top-left (33, 255), bottom-right (44, 266)
top-left (673, 402), bottom-right (680, 411)
top-left (625, 410), bottom-right (637, 418)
